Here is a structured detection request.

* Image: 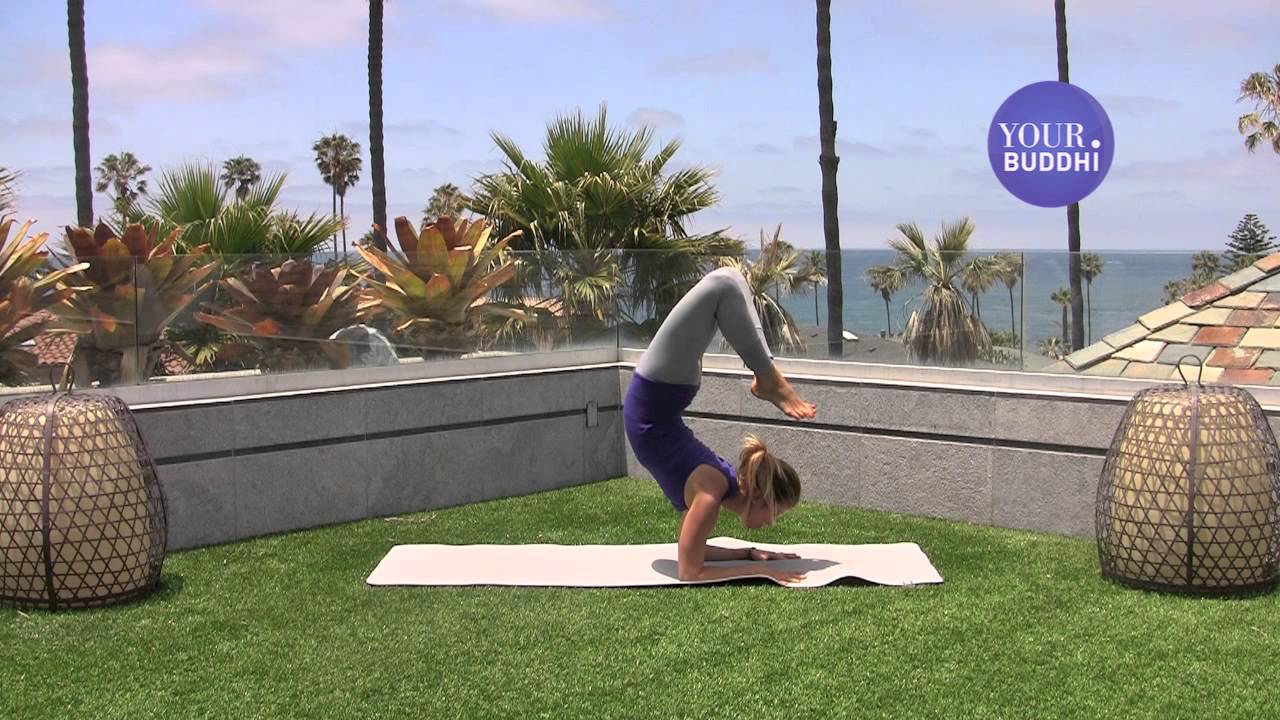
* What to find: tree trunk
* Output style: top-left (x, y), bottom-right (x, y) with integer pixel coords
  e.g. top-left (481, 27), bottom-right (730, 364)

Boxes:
top-left (68, 0), bottom-right (93, 227)
top-left (331, 185), bottom-right (338, 258)
top-left (883, 297), bottom-right (891, 335)
top-left (339, 191), bottom-right (347, 257)
top-left (1056, 0), bottom-right (1086, 351)
top-left (368, 0), bottom-right (388, 251)
top-left (1008, 286), bottom-right (1016, 337)
top-left (816, 0), bottom-right (843, 357)
top-left (1061, 306), bottom-right (1069, 340)
top-left (1086, 280), bottom-right (1092, 343)
top-left (814, 286), bottom-right (819, 325)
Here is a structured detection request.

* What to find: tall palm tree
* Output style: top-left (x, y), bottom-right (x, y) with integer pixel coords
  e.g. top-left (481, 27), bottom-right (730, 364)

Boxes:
top-left (1238, 64), bottom-right (1280, 155)
top-left (220, 156), bottom-right (262, 201)
top-left (992, 251), bottom-right (1022, 338)
top-left (68, 0), bottom-right (92, 227)
top-left (1055, 0), bottom-right (1085, 352)
top-left (1050, 286), bottom-right (1072, 340)
top-left (865, 264), bottom-right (903, 336)
top-left (313, 133), bottom-right (362, 256)
top-left (1079, 252), bottom-right (1104, 343)
top-left (816, 0), bottom-right (844, 357)
top-left (799, 249), bottom-right (827, 324)
top-left (0, 167), bottom-right (17, 216)
top-left (422, 182), bottom-right (467, 228)
top-left (959, 256), bottom-right (998, 320)
top-left (719, 226), bottom-right (806, 353)
top-left (890, 218), bottom-right (990, 366)
top-left (470, 105), bottom-right (739, 330)
top-left (368, 0), bottom-right (388, 250)
top-left (94, 151), bottom-right (151, 221)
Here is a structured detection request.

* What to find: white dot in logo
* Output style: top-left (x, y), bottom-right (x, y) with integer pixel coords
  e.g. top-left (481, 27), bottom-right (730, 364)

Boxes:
top-left (1091, 139), bottom-right (1101, 149)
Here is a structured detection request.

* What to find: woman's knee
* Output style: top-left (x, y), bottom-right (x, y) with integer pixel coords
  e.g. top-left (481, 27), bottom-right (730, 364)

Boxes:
top-left (706, 267), bottom-right (747, 296)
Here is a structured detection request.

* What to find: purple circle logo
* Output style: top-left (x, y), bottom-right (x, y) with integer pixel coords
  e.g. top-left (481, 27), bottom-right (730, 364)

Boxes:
top-left (988, 81), bottom-right (1114, 208)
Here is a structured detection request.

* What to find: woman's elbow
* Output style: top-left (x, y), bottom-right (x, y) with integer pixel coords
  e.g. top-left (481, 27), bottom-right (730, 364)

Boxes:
top-left (677, 563), bottom-right (702, 582)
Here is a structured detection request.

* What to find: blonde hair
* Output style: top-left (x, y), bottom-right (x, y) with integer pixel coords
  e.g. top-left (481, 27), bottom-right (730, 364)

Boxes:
top-left (737, 434), bottom-right (801, 517)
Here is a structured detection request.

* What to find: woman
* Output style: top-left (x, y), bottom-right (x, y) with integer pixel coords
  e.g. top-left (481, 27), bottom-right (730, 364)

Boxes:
top-left (624, 267), bottom-right (817, 584)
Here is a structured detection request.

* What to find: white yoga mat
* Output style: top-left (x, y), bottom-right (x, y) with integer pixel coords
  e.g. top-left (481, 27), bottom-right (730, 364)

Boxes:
top-left (366, 536), bottom-right (943, 588)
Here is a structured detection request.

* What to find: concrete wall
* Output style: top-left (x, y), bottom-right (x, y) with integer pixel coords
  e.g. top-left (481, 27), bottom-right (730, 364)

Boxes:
top-left (622, 368), bottom-right (1124, 538)
top-left (136, 366), bottom-right (623, 550)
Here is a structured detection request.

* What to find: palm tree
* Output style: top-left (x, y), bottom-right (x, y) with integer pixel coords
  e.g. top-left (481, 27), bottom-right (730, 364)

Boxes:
top-left (1238, 64), bottom-right (1280, 155)
top-left (368, 0), bottom-right (388, 250)
top-left (992, 251), bottom-right (1022, 338)
top-left (799, 249), bottom-right (827, 324)
top-left (719, 226), bottom-right (806, 353)
top-left (68, 0), bottom-right (92, 227)
top-left (470, 105), bottom-right (739, 331)
top-left (1055, 0), bottom-right (1085, 352)
top-left (94, 151), bottom-right (152, 222)
top-left (422, 182), bottom-right (467, 228)
top-left (220, 156), bottom-right (262, 201)
top-left (865, 264), bottom-right (903, 336)
top-left (1079, 252), bottom-right (1104, 343)
top-left (1050, 287), bottom-right (1072, 340)
top-left (0, 167), bottom-right (17, 216)
top-left (313, 133), bottom-right (362, 256)
top-left (816, 0), bottom-right (844, 357)
top-left (890, 218), bottom-right (991, 366)
top-left (959, 256), bottom-right (998, 320)
top-left (1038, 335), bottom-right (1066, 360)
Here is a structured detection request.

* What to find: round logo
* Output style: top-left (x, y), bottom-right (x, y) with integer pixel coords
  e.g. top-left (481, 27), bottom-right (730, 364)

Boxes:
top-left (987, 81), bottom-right (1114, 208)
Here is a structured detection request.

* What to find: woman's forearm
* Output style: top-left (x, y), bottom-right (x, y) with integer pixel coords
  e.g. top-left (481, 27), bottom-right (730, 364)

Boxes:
top-left (679, 561), bottom-right (770, 583)
top-left (703, 544), bottom-right (752, 561)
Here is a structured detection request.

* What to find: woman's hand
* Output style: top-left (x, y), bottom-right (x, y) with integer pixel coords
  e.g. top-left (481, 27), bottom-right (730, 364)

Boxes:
top-left (762, 566), bottom-right (808, 585)
top-left (748, 548), bottom-right (800, 562)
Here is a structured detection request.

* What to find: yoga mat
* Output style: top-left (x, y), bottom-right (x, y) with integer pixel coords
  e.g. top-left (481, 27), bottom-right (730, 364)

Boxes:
top-left (366, 537), bottom-right (943, 588)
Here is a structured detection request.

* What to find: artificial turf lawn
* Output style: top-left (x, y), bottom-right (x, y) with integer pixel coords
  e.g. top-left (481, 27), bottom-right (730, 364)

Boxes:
top-left (4, 477), bottom-right (1279, 720)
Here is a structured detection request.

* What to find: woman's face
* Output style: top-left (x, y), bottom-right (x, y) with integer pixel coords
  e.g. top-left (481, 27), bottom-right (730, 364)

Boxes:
top-left (742, 495), bottom-right (791, 529)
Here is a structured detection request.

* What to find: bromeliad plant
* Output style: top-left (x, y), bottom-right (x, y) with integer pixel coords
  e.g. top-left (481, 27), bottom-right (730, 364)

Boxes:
top-left (355, 215), bottom-right (526, 357)
top-left (54, 221), bottom-right (215, 385)
top-left (0, 218), bottom-right (87, 384)
top-left (194, 259), bottom-right (366, 371)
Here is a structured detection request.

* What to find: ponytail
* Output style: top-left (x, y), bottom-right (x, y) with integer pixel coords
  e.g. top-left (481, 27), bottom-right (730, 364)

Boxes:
top-left (738, 434), bottom-right (801, 517)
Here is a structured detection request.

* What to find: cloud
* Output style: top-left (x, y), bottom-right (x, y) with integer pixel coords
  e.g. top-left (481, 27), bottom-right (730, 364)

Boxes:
top-left (0, 116), bottom-right (121, 140)
top-left (1096, 94), bottom-right (1182, 117)
top-left (626, 107), bottom-right (684, 130)
top-left (903, 126), bottom-right (938, 140)
top-left (791, 135), bottom-right (885, 156)
top-left (89, 42), bottom-right (260, 103)
top-left (456, 0), bottom-right (617, 21)
top-left (752, 143), bottom-right (786, 155)
top-left (341, 119), bottom-right (462, 139)
top-left (656, 48), bottom-right (769, 75)
top-left (192, 0), bottom-right (369, 48)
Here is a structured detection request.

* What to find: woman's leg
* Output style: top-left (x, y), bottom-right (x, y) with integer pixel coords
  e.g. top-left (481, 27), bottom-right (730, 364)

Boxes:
top-left (636, 268), bottom-right (815, 419)
top-left (636, 267), bottom-right (773, 385)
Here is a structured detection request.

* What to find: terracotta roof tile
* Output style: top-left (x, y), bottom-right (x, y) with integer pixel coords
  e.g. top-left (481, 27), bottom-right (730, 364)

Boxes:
top-left (1156, 343), bottom-right (1211, 364)
top-left (1220, 367), bottom-right (1274, 385)
top-left (1182, 283), bottom-right (1229, 308)
top-left (1220, 265), bottom-right (1267, 291)
top-left (1214, 291), bottom-right (1265, 309)
top-left (1138, 301), bottom-right (1193, 331)
top-left (1207, 346), bottom-right (1261, 368)
top-left (1149, 324), bottom-right (1198, 343)
top-left (1261, 293), bottom-right (1280, 310)
top-left (1080, 358), bottom-right (1128, 377)
top-left (1226, 309), bottom-right (1280, 327)
top-left (1114, 339), bottom-right (1165, 363)
top-left (1191, 326), bottom-right (1245, 346)
top-left (1255, 253), bottom-right (1280, 273)
top-left (1255, 350), bottom-right (1280, 368)
top-left (1240, 328), bottom-right (1280, 349)
top-left (1064, 341), bottom-right (1113, 370)
top-left (1249, 275), bottom-right (1280, 292)
top-left (1101, 323), bottom-right (1148, 350)
top-left (1121, 363), bottom-right (1175, 380)
top-left (1185, 307), bottom-right (1231, 325)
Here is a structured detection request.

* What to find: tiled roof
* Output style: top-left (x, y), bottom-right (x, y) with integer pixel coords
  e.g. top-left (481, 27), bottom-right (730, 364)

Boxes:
top-left (1062, 251), bottom-right (1280, 385)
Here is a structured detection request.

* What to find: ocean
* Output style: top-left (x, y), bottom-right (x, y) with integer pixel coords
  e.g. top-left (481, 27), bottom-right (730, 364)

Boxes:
top-left (775, 250), bottom-right (1198, 349)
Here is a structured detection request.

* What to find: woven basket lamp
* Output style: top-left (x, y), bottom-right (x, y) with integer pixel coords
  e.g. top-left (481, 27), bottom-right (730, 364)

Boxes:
top-left (1096, 357), bottom-right (1280, 595)
top-left (0, 378), bottom-right (166, 610)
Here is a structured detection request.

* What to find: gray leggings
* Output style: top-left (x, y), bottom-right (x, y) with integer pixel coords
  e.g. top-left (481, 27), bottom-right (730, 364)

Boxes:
top-left (635, 267), bottom-right (774, 386)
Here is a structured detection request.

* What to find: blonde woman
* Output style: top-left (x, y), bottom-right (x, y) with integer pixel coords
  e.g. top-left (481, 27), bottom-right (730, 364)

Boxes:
top-left (624, 268), bottom-right (817, 584)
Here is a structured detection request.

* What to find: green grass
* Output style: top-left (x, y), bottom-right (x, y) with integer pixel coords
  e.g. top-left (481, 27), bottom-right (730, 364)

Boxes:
top-left (4, 477), bottom-right (1279, 719)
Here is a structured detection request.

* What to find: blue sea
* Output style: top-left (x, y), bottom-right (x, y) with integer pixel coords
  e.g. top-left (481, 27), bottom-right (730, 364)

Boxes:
top-left (776, 250), bottom-right (1197, 348)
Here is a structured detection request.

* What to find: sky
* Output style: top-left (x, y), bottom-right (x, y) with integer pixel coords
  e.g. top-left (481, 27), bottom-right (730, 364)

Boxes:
top-left (1, 0), bottom-right (1277, 252)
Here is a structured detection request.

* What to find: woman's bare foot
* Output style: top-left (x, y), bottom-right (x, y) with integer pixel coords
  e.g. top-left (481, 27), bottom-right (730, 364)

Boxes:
top-left (751, 369), bottom-right (817, 420)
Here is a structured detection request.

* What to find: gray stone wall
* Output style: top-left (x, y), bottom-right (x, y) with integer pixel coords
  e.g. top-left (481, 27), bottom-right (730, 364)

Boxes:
top-left (138, 366), bottom-right (623, 550)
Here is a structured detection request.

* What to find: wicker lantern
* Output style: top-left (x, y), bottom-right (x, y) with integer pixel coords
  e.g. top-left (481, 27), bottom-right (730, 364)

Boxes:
top-left (0, 386), bottom-right (166, 610)
top-left (1096, 359), bottom-right (1280, 595)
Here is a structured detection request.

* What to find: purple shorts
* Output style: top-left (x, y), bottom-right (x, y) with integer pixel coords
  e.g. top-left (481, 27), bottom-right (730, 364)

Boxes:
top-left (623, 371), bottom-right (739, 511)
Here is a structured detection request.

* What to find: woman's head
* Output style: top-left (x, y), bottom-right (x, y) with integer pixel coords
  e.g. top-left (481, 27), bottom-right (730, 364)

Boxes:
top-left (737, 434), bottom-right (801, 528)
